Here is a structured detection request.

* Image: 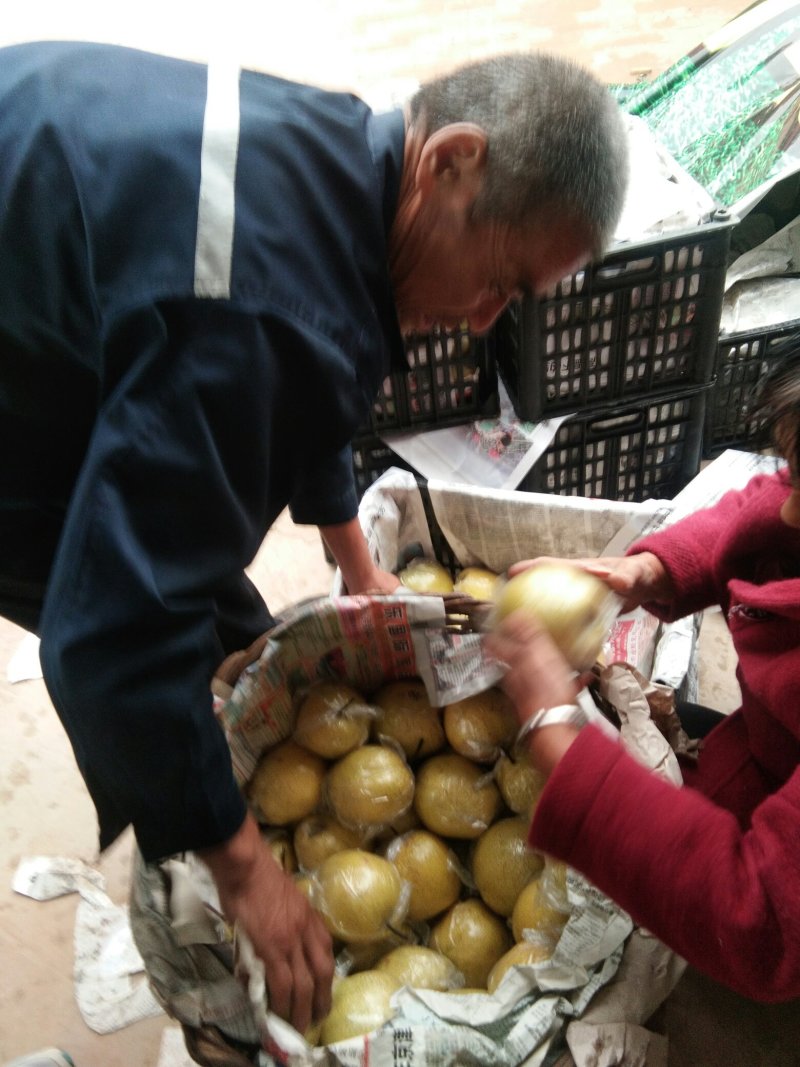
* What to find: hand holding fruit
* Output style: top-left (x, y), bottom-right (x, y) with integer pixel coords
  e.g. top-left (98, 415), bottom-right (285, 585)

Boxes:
top-left (507, 551), bottom-right (672, 615)
top-left (198, 812), bottom-right (335, 1039)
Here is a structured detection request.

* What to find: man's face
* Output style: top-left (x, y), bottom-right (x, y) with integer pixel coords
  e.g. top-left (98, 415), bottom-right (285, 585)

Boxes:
top-left (393, 214), bottom-right (592, 337)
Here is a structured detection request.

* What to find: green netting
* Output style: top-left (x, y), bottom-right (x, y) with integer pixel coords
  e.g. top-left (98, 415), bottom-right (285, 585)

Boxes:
top-left (621, 1), bottom-right (800, 209)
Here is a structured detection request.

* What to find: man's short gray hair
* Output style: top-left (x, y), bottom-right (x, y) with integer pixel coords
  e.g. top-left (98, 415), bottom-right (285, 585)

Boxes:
top-left (409, 52), bottom-right (629, 256)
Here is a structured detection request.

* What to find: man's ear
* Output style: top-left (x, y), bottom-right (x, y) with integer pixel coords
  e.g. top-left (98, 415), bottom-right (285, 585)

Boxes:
top-left (416, 122), bottom-right (488, 211)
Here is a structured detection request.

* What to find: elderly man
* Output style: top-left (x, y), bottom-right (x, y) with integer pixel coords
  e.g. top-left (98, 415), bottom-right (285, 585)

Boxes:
top-left (0, 41), bottom-right (627, 1034)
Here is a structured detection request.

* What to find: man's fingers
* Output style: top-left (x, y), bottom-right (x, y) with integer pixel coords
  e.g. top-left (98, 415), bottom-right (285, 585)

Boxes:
top-left (263, 954), bottom-right (293, 1027)
top-left (288, 941), bottom-right (315, 1036)
top-left (305, 918), bottom-right (335, 1022)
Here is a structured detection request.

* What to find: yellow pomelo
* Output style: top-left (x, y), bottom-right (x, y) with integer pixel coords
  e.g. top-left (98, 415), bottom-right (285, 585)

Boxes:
top-left (471, 816), bottom-right (545, 917)
top-left (443, 688), bottom-right (517, 763)
top-left (493, 562), bottom-right (616, 671)
top-left (398, 557), bottom-right (454, 594)
top-left (293, 682), bottom-right (371, 759)
top-left (326, 745), bottom-right (415, 830)
top-left (486, 940), bottom-right (554, 994)
top-left (384, 829), bottom-right (461, 922)
top-left (495, 752), bottom-right (546, 818)
top-left (376, 945), bottom-right (463, 991)
top-left (453, 566), bottom-right (500, 601)
top-left (371, 804), bottom-right (421, 847)
top-left (315, 849), bottom-right (404, 943)
top-left (414, 753), bottom-right (501, 839)
top-left (249, 739), bottom-right (326, 826)
top-left (293, 814), bottom-right (365, 871)
top-left (511, 872), bottom-right (570, 943)
top-left (261, 829), bottom-right (297, 873)
top-left (319, 970), bottom-right (400, 1045)
top-left (372, 679), bottom-right (445, 760)
top-left (336, 924), bottom-right (415, 972)
top-left (430, 898), bottom-right (512, 989)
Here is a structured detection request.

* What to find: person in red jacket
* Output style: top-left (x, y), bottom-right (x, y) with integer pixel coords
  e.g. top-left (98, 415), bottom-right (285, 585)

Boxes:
top-left (486, 348), bottom-right (800, 1003)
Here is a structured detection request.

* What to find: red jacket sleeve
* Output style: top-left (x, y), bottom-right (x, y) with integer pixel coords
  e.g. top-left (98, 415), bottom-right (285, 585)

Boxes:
top-left (531, 725), bottom-right (800, 1003)
top-left (627, 475), bottom-right (778, 622)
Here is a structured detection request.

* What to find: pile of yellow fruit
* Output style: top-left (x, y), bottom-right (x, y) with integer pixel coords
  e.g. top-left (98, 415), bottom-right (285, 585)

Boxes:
top-left (247, 677), bottom-right (572, 1046)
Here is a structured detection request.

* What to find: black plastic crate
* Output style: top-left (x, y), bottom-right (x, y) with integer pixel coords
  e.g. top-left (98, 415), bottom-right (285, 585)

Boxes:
top-left (494, 217), bottom-right (733, 422)
top-left (704, 319), bottom-right (800, 455)
top-left (364, 325), bottom-right (498, 435)
top-left (351, 434), bottom-right (415, 498)
top-left (519, 385), bottom-right (708, 502)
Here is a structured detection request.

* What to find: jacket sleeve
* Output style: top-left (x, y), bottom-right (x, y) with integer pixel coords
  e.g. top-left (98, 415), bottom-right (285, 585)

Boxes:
top-left (289, 444), bottom-right (359, 527)
top-left (37, 300), bottom-right (337, 860)
top-left (626, 476), bottom-right (772, 621)
top-left (531, 724), bottom-right (800, 1002)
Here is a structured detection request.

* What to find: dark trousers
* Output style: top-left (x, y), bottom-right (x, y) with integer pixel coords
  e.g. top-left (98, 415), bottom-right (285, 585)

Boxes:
top-left (676, 700), bottom-right (727, 740)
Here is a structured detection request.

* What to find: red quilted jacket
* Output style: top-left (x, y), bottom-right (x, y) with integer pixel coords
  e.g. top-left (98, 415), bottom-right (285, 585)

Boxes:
top-left (531, 468), bottom-right (800, 1002)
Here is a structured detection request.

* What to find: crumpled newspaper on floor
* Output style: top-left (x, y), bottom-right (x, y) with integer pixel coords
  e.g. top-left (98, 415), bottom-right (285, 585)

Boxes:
top-left (12, 854), bottom-right (163, 1033)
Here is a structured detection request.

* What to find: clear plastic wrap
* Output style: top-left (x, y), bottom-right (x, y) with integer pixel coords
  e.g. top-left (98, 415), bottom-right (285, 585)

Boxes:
top-left (310, 848), bottom-right (411, 944)
top-left (292, 681), bottom-right (376, 759)
top-left (443, 688), bottom-right (518, 763)
top-left (383, 828), bottom-right (466, 923)
top-left (413, 752), bottom-right (502, 839)
top-left (324, 743), bottom-right (415, 833)
top-left (371, 679), bottom-right (446, 760)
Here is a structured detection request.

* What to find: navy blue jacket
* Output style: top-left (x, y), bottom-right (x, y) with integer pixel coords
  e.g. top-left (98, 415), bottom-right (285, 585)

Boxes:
top-left (0, 41), bottom-right (406, 859)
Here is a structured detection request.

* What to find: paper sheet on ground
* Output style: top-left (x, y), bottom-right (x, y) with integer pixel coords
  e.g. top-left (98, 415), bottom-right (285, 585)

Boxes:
top-left (12, 855), bottom-right (163, 1033)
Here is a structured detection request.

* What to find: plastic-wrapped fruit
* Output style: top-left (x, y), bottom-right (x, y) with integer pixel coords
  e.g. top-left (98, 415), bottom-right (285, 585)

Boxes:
top-left (511, 869), bottom-right (570, 943)
top-left (376, 945), bottom-right (464, 991)
top-left (326, 744), bottom-right (415, 831)
top-left (293, 815), bottom-right (365, 871)
top-left (430, 898), bottom-right (513, 989)
top-left (414, 753), bottom-right (501, 839)
top-left (261, 829), bottom-right (297, 873)
top-left (492, 562), bottom-right (619, 671)
top-left (319, 970), bottom-right (400, 1045)
top-left (471, 816), bottom-right (545, 917)
top-left (443, 688), bottom-right (517, 763)
top-left (495, 752), bottom-right (547, 818)
top-left (293, 682), bottom-right (372, 759)
top-left (384, 829), bottom-right (461, 922)
top-left (398, 557), bottom-right (454, 594)
top-left (486, 940), bottom-right (554, 994)
top-left (249, 739), bottom-right (326, 826)
top-left (372, 679), bottom-right (445, 760)
top-left (314, 849), bottom-right (405, 943)
top-left (453, 566), bottom-right (500, 601)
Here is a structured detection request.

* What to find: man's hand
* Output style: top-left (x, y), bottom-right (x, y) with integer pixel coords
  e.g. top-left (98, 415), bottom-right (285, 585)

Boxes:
top-left (198, 813), bottom-right (334, 1038)
top-left (508, 551), bottom-right (672, 614)
top-left (320, 517), bottom-right (402, 594)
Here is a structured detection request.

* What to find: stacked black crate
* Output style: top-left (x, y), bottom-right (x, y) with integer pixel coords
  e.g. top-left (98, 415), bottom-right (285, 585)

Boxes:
top-left (493, 215), bottom-right (733, 502)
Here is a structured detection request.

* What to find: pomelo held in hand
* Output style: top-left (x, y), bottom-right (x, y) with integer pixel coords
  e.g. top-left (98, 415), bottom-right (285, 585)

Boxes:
top-left (493, 562), bottom-right (619, 671)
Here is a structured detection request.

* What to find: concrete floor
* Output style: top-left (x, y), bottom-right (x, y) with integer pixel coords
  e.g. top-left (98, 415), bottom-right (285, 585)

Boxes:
top-left (0, 1), bottom-right (774, 1065)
